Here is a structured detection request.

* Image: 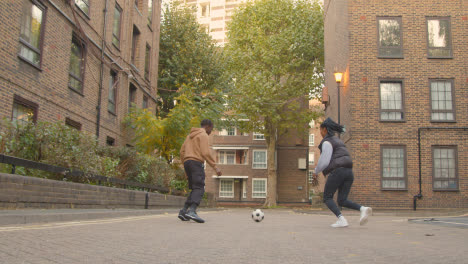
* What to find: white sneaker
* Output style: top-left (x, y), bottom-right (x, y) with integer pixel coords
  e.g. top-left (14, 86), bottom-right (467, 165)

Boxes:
top-left (331, 216), bottom-right (348, 228)
top-left (359, 206), bottom-right (372, 226)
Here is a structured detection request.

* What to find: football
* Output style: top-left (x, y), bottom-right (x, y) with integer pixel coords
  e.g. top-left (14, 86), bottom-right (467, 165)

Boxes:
top-left (251, 209), bottom-right (265, 222)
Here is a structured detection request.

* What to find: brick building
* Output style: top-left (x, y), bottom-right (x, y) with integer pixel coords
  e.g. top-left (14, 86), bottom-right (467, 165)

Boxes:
top-left (324, 0), bottom-right (467, 209)
top-left (0, 0), bottom-right (162, 146)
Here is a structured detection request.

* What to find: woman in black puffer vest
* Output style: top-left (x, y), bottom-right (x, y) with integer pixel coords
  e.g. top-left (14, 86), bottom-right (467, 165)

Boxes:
top-left (313, 118), bottom-right (372, 228)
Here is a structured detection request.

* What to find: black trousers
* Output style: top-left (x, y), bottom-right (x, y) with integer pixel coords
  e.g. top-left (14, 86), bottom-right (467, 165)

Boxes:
top-left (323, 167), bottom-right (361, 217)
top-left (183, 160), bottom-right (205, 207)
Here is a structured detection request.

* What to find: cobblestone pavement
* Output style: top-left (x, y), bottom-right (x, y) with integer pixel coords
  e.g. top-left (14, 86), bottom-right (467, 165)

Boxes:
top-left (0, 208), bottom-right (467, 264)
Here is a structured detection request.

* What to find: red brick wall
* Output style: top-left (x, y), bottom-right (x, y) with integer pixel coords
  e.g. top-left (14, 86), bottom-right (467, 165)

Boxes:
top-left (325, 0), bottom-right (468, 208)
top-left (0, 0), bottom-right (161, 146)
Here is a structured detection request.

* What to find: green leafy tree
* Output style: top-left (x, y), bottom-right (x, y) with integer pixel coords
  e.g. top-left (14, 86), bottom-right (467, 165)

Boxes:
top-left (158, 0), bottom-right (227, 116)
top-left (225, 0), bottom-right (324, 206)
top-left (127, 1), bottom-right (227, 164)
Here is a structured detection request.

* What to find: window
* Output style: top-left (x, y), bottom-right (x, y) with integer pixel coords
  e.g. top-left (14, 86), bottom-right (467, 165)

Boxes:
top-left (112, 4), bottom-right (122, 48)
top-left (68, 36), bottom-right (86, 93)
top-left (128, 84), bottom-right (137, 111)
top-left (309, 134), bottom-right (314, 146)
top-left (308, 153), bottom-right (314, 166)
top-left (380, 81), bottom-right (404, 121)
top-left (252, 179), bottom-right (267, 198)
top-left (427, 17), bottom-right (452, 58)
top-left (147, 0), bottom-right (153, 26)
top-left (108, 71), bottom-right (118, 114)
top-left (200, 3), bottom-right (210, 17)
top-left (142, 95), bottom-right (148, 109)
top-left (227, 127), bottom-right (236, 136)
top-left (219, 179), bottom-right (234, 198)
top-left (377, 17), bottom-right (403, 58)
top-left (19, 0), bottom-right (45, 67)
top-left (253, 132), bottom-right (265, 140)
top-left (242, 180), bottom-right (247, 198)
top-left (75, 0), bottom-right (89, 16)
top-left (12, 95), bottom-right (38, 125)
top-left (106, 136), bottom-right (115, 146)
top-left (252, 150), bottom-right (267, 169)
top-left (65, 118), bottom-right (81, 130)
top-left (309, 120), bottom-right (315, 128)
top-left (433, 146), bottom-right (458, 190)
top-left (131, 26), bottom-right (140, 65)
top-left (219, 151), bottom-right (235, 165)
top-left (308, 171), bottom-right (314, 184)
top-left (134, 0), bottom-right (140, 10)
top-left (144, 44), bottom-right (151, 80)
top-left (381, 146), bottom-right (406, 190)
top-left (430, 80), bottom-right (455, 121)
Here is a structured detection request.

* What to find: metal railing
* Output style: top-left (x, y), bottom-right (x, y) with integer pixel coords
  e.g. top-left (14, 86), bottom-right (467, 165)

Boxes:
top-left (0, 154), bottom-right (175, 208)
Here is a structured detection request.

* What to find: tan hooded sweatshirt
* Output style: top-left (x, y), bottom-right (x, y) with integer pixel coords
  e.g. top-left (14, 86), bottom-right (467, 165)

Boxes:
top-left (180, 128), bottom-right (218, 170)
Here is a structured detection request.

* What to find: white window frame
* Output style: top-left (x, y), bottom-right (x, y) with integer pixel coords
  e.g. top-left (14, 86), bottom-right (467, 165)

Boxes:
top-left (252, 178), bottom-right (267, 198)
top-left (227, 127), bottom-right (236, 136)
top-left (308, 153), bottom-right (314, 166)
top-left (308, 170), bottom-right (314, 183)
top-left (242, 179), bottom-right (247, 198)
top-left (309, 134), bottom-right (314, 146)
top-left (219, 179), bottom-right (234, 198)
top-left (252, 150), bottom-right (267, 169)
top-left (253, 132), bottom-right (265, 140)
top-left (218, 150), bottom-right (236, 165)
top-left (309, 120), bottom-right (315, 127)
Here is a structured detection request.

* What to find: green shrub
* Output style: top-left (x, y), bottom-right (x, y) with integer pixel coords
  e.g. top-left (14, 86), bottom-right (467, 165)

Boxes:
top-left (0, 119), bottom-right (181, 191)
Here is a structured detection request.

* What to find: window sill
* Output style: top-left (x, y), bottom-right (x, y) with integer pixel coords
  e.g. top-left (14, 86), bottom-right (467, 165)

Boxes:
top-left (433, 189), bottom-right (459, 192)
top-left (427, 56), bottom-right (453, 59)
top-left (377, 56), bottom-right (404, 59)
top-left (112, 43), bottom-right (120, 51)
top-left (381, 188), bottom-right (408, 191)
top-left (18, 55), bottom-right (43, 71)
top-left (134, 6), bottom-right (142, 16)
top-left (68, 86), bottom-right (85, 97)
top-left (252, 167), bottom-right (267, 170)
top-left (147, 24), bottom-right (153, 32)
top-left (379, 120), bottom-right (406, 123)
top-left (130, 64), bottom-right (139, 72)
top-left (430, 120), bottom-right (456, 123)
top-left (108, 110), bottom-right (117, 117)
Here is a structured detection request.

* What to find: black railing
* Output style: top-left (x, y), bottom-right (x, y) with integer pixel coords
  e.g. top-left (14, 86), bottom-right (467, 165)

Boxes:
top-left (0, 154), bottom-right (170, 194)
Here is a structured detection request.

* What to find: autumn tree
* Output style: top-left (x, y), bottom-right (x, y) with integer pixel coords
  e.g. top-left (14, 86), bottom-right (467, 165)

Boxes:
top-left (225, 0), bottom-right (324, 206)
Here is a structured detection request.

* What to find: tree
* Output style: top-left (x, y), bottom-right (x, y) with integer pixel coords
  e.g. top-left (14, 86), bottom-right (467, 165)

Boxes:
top-left (158, 0), bottom-right (227, 116)
top-left (225, 0), bottom-right (324, 206)
top-left (126, 1), bottom-right (226, 164)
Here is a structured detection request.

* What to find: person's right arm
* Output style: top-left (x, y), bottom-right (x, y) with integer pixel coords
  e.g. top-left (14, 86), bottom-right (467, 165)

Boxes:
top-left (199, 134), bottom-right (222, 176)
top-left (314, 141), bottom-right (333, 175)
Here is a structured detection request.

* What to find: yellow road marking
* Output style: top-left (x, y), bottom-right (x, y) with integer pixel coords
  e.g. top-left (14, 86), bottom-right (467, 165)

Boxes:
top-left (0, 212), bottom-right (218, 233)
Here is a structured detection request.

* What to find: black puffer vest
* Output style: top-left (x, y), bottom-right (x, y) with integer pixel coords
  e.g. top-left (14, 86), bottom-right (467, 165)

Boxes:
top-left (318, 134), bottom-right (353, 176)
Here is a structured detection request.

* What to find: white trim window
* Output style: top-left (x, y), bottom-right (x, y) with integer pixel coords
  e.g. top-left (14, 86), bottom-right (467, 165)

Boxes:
top-left (308, 170), bottom-right (314, 183)
top-left (309, 134), bottom-right (314, 146)
top-left (219, 179), bottom-right (234, 198)
top-left (253, 132), bottom-right (265, 140)
top-left (242, 179), bottom-right (247, 198)
top-left (308, 153), bottom-right (314, 166)
top-left (252, 150), bottom-right (267, 169)
top-left (219, 127), bottom-right (236, 136)
top-left (252, 179), bottom-right (267, 198)
top-left (219, 150), bottom-right (235, 164)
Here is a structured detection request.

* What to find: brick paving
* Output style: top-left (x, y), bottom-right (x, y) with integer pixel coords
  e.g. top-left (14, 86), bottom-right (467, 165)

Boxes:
top-left (0, 208), bottom-right (467, 264)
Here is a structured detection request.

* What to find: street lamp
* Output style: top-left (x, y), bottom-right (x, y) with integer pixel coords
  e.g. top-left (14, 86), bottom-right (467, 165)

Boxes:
top-left (334, 72), bottom-right (343, 127)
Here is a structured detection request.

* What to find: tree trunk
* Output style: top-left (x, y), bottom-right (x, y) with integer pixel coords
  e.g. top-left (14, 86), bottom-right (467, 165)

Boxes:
top-left (263, 131), bottom-right (277, 207)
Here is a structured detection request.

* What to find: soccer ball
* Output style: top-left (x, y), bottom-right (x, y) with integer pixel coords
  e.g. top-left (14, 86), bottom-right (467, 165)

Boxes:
top-left (251, 209), bottom-right (264, 222)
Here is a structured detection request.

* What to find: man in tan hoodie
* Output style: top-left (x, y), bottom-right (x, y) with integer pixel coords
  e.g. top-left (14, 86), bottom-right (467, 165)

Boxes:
top-left (178, 119), bottom-right (222, 223)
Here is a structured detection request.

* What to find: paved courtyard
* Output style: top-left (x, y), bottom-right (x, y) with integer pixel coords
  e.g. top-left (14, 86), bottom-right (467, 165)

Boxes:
top-left (0, 208), bottom-right (467, 264)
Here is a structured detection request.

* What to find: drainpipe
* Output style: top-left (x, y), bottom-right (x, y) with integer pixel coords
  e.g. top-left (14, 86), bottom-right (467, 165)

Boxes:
top-left (414, 127), bottom-right (468, 211)
top-left (96, 0), bottom-right (109, 138)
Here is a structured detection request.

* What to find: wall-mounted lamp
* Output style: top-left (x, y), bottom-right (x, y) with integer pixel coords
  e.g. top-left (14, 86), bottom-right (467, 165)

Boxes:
top-left (334, 72), bottom-right (343, 84)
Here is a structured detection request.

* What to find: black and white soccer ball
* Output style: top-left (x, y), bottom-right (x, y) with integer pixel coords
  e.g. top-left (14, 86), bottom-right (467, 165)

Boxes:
top-left (251, 209), bottom-right (265, 222)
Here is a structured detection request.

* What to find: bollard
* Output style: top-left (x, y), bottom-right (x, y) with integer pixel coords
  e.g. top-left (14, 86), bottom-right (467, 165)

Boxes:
top-left (145, 192), bottom-right (149, 209)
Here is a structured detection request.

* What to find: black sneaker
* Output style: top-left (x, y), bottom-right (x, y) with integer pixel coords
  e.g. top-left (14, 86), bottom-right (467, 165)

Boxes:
top-left (185, 210), bottom-right (205, 223)
top-left (178, 210), bottom-right (189, 221)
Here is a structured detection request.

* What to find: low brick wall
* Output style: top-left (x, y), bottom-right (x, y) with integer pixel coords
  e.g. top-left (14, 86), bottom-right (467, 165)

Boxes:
top-left (0, 173), bottom-right (186, 209)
